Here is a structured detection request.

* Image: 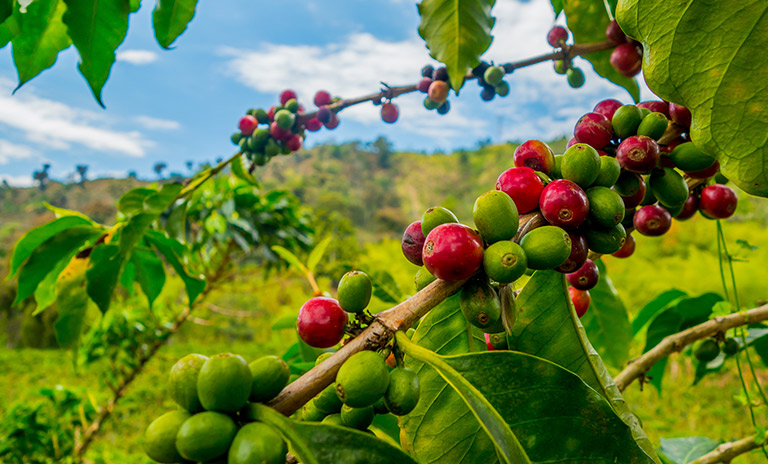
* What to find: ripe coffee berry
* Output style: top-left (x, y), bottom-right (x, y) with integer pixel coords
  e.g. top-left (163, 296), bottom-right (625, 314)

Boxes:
top-left (422, 224), bottom-right (484, 281)
top-left (305, 118), bottom-right (323, 132)
top-left (317, 106), bottom-right (332, 124)
top-left (270, 121), bottom-right (292, 141)
top-left (636, 101), bottom-right (670, 118)
top-left (616, 135), bottom-right (660, 173)
top-left (314, 90), bottom-right (332, 107)
top-left (417, 77), bottom-right (433, 93)
top-left (324, 113), bottom-right (340, 130)
top-left (568, 287), bottom-right (591, 318)
top-left (668, 103), bottom-right (692, 127)
top-left (297, 297), bottom-right (348, 348)
top-left (496, 167), bottom-right (545, 214)
top-left (593, 99), bottom-right (623, 121)
top-left (539, 179), bottom-right (590, 228)
top-left (555, 231), bottom-right (588, 273)
top-left (280, 89), bottom-right (297, 105)
top-left (239, 115), bottom-right (258, 136)
top-left (547, 26), bottom-right (568, 47)
top-left (686, 161), bottom-right (720, 179)
top-left (574, 112), bottom-right (613, 149)
top-left (381, 103), bottom-right (399, 123)
top-left (567, 259), bottom-right (599, 290)
top-left (428, 80), bottom-right (450, 103)
top-left (634, 205), bottom-right (672, 236)
top-left (676, 194), bottom-right (699, 220)
top-left (612, 233), bottom-right (636, 258)
top-left (401, 221), bottom-right (426, 266)
top-left (605, 20), bottom-right (626, 44)
top-left (513, 140), bottom-right (556, 174)
top-left (610, 44), bottom-right (642, 77)
top-left (286, 134), bottom-right (302, 152)
top-left (699, 184), bottom-right (738, 219)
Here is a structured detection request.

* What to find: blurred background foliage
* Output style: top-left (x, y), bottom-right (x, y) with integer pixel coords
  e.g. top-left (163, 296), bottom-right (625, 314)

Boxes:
top-left (1, 138), bottom-right (768, 462)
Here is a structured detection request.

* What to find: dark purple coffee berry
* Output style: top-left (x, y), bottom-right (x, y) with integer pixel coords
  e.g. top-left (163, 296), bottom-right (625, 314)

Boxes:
top-left (422, 65), bottom-right (435, 78)
top-left (567, 259), bottom-right (599, 290)
top-left (634, 205), bottom-right (672, 236)
top-left (547, 26), bottom-right (569, 47)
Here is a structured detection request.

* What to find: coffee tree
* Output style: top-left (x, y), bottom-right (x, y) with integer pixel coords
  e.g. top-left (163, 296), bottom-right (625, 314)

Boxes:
top-left (4, 0), bottom-right (768, 463)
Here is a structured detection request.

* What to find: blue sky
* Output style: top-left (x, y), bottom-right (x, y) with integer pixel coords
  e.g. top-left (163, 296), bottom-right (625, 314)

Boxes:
top-left (0, 0), bottom-right (655, 186)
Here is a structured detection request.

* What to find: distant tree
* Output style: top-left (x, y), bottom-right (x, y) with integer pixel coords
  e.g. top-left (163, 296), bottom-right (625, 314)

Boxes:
top-left (186, 160), bottom-right (194, 172)
top-left (32, 164), bottom-right (51, 191)
top-left (127, 171), bottom-right (138, 179)
top-left (76, 165), bottom-right (88, 186)
top-left (153, 162), bottom-right (167, 179)
top-left (169, 172), bottom-right (185, 182)
top-left (371, 136), bottom-right (393, 169)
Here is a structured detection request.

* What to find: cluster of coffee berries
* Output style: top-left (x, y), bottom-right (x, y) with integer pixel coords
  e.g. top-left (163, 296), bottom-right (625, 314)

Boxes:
top-left (547, 26), bottom-right (586, 88)
top-left (418, 65), bottom-right (452, 114)
top-left (605, 20), bottom-right (643, 78)
top-left (693, 336), bottom-right (740, 363)
top-left (296, 270), bottom-right (373, 348)
top-left (301, 349), bottom-right (421, 428)
top-left (143, 353), bottom-right (290, 463)
top-left (231, 89), bottom-right (341, 167)
top-left (471, 61), bottom-right (512, 101)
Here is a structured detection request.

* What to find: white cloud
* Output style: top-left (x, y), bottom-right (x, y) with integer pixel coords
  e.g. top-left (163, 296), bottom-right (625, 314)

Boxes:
top-left (0, 79), bottom-right (152, 157)
top-left (117, 50), bottom-right (159, 65)
top-left (135, 115), bottom-right (181, 130)
top-left (0, 140), bottom-right (36, 164)
top-left (0, 174), bottom-right (35, 187)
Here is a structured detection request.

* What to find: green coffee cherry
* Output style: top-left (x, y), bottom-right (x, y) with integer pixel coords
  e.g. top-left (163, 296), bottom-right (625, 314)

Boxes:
top-left (484, 66), bottom-right (505, 86)
top-left (228, 422), bottom-right (286, 464)
top-left (583, 223), bottom-right (626, 254)
top-left (421, 206), bottom-right (458, 236)
top-left (561, 143), bottom-right (601, 188)
top-left (460, 278), bottom-right (502, 332)
top-left (473, 190), bottom-right (519, 243)
top-left (414, 267), bottom-right (437, 291)
top-left (384, 367), bottom-right (421, 416)
top-left (301, 401), bottom-right (327, 421)
top-left (338, 271), bottom-right (373, 313)
top-left (636, 112), bottom-right (668, 140)
top-left (650, 168), bottom-right (689, 207)
top-left (668, 142), bottom-right (716, 172)
top-left (175, 412), bottom-right (237, 462)
top-left (591, 155), bottom-right (621, 188)
top-left (143, 410), bottom-right (190, 463)
top-left (566, 67), bottom-right (585, 88)
top-left (248, 355), bottom-right (290, 403)
top-left (495, 81), bottom-right (510, 97)
top-left (553, 154), bottom-right (564, 178)
top-left (693, 339), bottom-right (721, 363)
top-left (340, 404), bottom-right (375, 430)
top-left (722, 338), bottom-right (739, 356)
top-left (336, 351), bottom-right (389, 408)
top-left (169, 353), bottom-right (207, 413)
top-left (612, 105), bottom-right (643, 139)
top-left (520, 226), bottom-right (572, 270)
top-left (487, 332), bottom-right (508, 350)
top-left (483, 241), bottom-right (527, 284)
top-left (321, 413), bottom-right (344, 426)
top-left (197, 353), bottom-right (252, 413)
top-left (586, 187), bottom-right (625, 228)
top-left (314, 384), bottom-right (343, 414)
top-left (275, 110), bottom-right (295, 130)
top-left (315, 352), bottom-right (333, 366)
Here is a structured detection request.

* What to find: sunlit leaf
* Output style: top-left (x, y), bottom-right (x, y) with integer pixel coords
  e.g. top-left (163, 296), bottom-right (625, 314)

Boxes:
top-left (54, 255), bottom-right (91, 349)
top-left (8, 216), bottom-right (94, 278)
top-left (131, 248), bottom-right (166, 308)
top-left (658, 436), bottom-right (722, 464)
top-left (632, 289), bottom-right (687, 336)
top-left (307, 236), bottom-right (332, 273)
top-left (11, 0), bottom-right (71, 88)
top-left (152, 0), bottom-right (198, 49)
top-left (86, 243), bottom-right (125, 313)
top-left (147, 231), bottom-right (205, 305)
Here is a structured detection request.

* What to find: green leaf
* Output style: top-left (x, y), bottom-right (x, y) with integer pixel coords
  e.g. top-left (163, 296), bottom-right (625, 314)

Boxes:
top-left (11, 0), bottom-right (71, 88)
top-left (245, 403), bottom-right (419, 464)
top-left (642, 293), bottom-right (722, 393)
top-left (632, 289), bottom-right (687, 336)
top-left (129, 0), bottom-right (139, 12)
top-left (370, 270), bottom-right (402, 304)
top-left (63, 0), bottom-right (130, 106)
top-left (165, 200), bottom-right (188, 243)
top-left (616, 0), bottom-right (768, 196)
top-left (14, 226), bottom-right (102, 305)
top-left (44, 201), bottom-right (97, 221)
top-left (399, 332), bottom-right (656, 463)
top-left (33, 252), bottom-right (74, 314)
top-left (117, 187), bottom-right (157, 215)
top-left (54, 255), bottom-right (91, 349)
top-left (0, 0), bottom-right (13, 24)
top-left (0, 11), bottom-right (20, 48)
top-left (230, 154), bottom-right (261, 187)
top-left (120, 258), bottom-right (135, 295)
top-left (550, 0), bottom-right (563, 16)
top-left (562, 0), bottom-right (639, 101)
top-left (131, 248), bottom-right (165, 308)
top-left (306, 236), bottom-right (332, 273)
top-left (8, 216), bottom-right (94, 278)
top-left (272, 314), bottom-right (298, 330)
top-left (580, 259), bottom-right (632, 368)
top-left (400, 294), bottom-right (497, 464)
top-left (417, 0), bottom-right (495, 93)
top-left (147, 231), bottom-right (205, 305)
top-left (509, 270), bottom-right (660, 462)
top-left (272, 245), bottom-right (308, 274)
top-left (658, 437), bottom-right (722, 464)
top-left (144, 183), bottom-right (183, 213)
top-left (152, 0), bottom-right (198, 49)
top-left (85, 243), bottom-right (125, 313)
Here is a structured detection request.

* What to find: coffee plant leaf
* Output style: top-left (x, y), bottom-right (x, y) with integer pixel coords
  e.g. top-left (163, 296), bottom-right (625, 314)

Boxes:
top-left (562, 0), bottom-right (640, 101)
top-left (152, 0), bottom-right (198, 49)
top-left (245, 403), bottom-right (419, 464)
top-left (8, 215), bottom-right (95, 278)
top-left (580, 259), bottom-right (632, 368)
top-left (146, 231), bottom-right (206, 305)
top-left (131, 247), bottom-right (166, 308)
top-left (417, 0), bottom-right (495, 93)
top-left (617, 0), bottom-right (768, 196)
top-left (658, 436), bottom-right (722, 464)
top-left (10, 0), bottom-right (71, 89)
top-left (642, 292), bottom-right (722, 393)
top-left (63, 0), bottom-right (130, 107)
top-left (401, 293), bottom-right (498, 464)
top-left (509, 270), bottom-right (659, 462)
top-left (14, 225), bottom-right (103, 305)
top-left (632, 289), bottom-right (687, 336)
top-left (54, 254), bottom-right (91, 349)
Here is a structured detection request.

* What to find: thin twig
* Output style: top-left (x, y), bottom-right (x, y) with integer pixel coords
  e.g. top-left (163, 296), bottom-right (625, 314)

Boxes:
top-left (614, 303), bottom-right (768, 391)
top-left (689, 431), bottom-right (768, 464)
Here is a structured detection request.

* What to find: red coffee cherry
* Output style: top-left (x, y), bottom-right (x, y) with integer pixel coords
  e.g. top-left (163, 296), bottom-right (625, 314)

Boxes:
top-left (422, 224), bottom-right (484, 281)
top-left (297, 297), bottom-right (348, 348)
